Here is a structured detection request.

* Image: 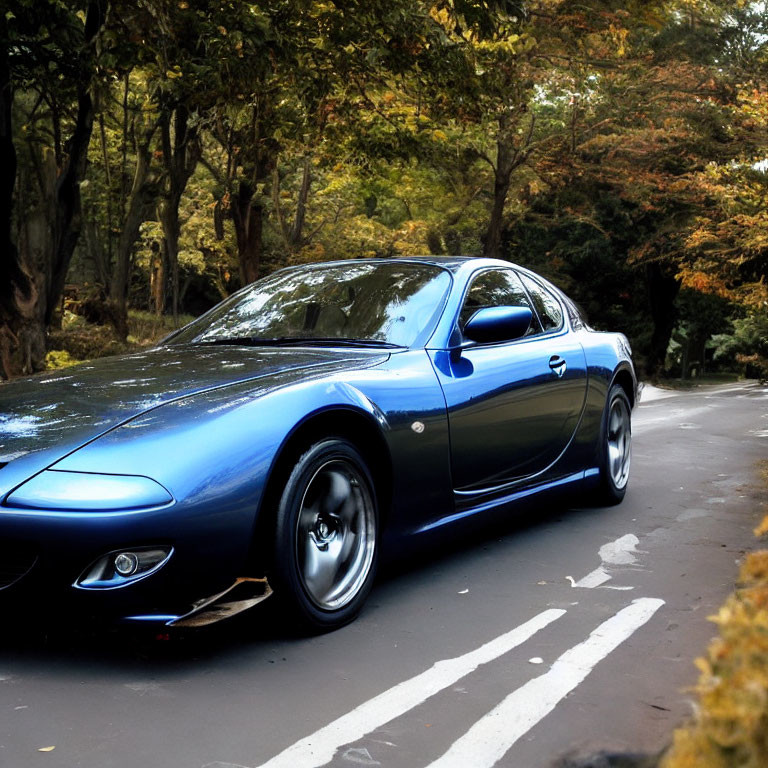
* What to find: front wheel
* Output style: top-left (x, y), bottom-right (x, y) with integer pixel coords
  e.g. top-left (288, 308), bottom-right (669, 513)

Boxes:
top-left (271, 439), bottom-right (378, 631)
top-left (596, 384), bottom-right (632, 505)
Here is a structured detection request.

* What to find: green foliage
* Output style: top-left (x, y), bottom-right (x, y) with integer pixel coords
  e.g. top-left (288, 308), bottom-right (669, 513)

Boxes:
top-left (3, 0), bottom-right (767, 379)
top-left (711, 313), bottom-right (768, 381)
top-left (44, 349), bottom-right (81, 370)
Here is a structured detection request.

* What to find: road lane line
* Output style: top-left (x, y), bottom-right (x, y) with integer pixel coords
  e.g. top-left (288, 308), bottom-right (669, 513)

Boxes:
top-left (567, 533), bottom-right (640, 589)
top-left (254, 608), bottom-right (566, 768)
top-left (425, 597), bottom-right (665, 768)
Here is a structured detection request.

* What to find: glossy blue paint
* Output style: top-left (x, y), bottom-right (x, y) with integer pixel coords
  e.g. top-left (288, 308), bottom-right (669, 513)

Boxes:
top-left (415, 470), bottom-right (588, 533)
top-left (429, 328), bottom-right (588, 492)
top-left (463, 306), bottom-right (532, 344)
top-left (0, 257), bottom-right (636, 626)
top-left (7, 470), bottom-right (173, 511)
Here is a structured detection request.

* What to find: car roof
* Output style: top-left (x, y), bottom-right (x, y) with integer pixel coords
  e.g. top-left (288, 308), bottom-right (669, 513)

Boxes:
top-left (276, 256), bottom-right (521, 275)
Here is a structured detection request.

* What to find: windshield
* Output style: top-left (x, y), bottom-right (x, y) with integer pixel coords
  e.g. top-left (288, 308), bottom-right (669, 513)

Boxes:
top-left (167, 261), bottom-right (452, 348)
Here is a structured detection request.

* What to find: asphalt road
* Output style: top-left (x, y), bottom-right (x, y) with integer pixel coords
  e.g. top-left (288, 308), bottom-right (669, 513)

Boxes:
top-left (1, 381), bottom-right (766, 768)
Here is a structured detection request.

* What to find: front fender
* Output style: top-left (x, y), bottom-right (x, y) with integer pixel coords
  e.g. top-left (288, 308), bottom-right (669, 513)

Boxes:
top-left (51, 351), bottom-right (453, 578)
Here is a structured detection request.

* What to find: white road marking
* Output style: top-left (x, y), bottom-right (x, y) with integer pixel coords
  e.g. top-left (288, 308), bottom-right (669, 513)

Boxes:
top-left (342, 747), bottom-right (381, 765)
top-left (253, 609), bottom-right (566, 768)
top-left (425, 597), bottom-right (665, 768)
top-left (568, 534), bottom-right (639, 589)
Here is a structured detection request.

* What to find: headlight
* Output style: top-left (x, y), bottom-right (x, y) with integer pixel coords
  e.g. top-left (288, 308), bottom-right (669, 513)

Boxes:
top-left (4, 470), bottom-right (173, 511)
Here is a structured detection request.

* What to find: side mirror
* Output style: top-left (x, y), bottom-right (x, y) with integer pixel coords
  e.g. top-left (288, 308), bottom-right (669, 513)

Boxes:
top-left (463, 306), bottom-right (532, 345)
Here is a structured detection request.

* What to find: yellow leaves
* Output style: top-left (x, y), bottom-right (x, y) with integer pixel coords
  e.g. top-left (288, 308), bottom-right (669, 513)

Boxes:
top-left (166, 67), bottom-right (182, 80)
top-left (608, 23), bottom-right (628, 57)
top-left (756, 517), bottom-right (768, 538)
top-left (742, 551), bottom-right (768, 582)
top-left (432, 129), bottom-right (447, 142)
top-left (663, 541), bottom-right (768, 768)
top-left (473, 34), bottom-right (535, 59)
top-left (38, 747), bottom-right (56, 753)
top-left (429, 6), bottom-right (455, 33)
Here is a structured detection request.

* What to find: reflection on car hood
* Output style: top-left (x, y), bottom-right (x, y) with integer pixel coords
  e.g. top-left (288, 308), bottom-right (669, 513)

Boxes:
top-left (0, 344), bottom-right (388, 470)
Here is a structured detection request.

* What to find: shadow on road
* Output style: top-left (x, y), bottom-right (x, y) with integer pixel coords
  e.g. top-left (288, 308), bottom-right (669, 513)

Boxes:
top-left (0, 493), bottom-right (613, 672)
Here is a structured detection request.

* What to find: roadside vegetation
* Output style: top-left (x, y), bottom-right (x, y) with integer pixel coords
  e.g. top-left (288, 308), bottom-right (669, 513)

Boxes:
top-left (44, 309), bottom-right (194, 369)
top-left (561, 463), bottom-right (768, 768)
top-left (660, 463), bottom-right (768, 768)
top-left (1, 1), bottom-right (767, 381)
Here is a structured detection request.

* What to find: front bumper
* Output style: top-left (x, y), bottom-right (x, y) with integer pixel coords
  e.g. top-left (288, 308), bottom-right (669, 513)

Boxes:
top-left (0, 501), bottom-right (259, 626)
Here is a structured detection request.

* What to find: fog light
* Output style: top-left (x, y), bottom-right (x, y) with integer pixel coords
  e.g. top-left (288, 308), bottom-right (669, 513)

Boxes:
top-left (114, 552), bottom-right (139, 576)
top-left (76, 546), bottom-right (173, 589)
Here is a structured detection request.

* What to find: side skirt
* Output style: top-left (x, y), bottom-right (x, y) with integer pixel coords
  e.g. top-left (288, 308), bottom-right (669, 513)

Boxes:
top-left (414, 469), bottom-right (596, 535)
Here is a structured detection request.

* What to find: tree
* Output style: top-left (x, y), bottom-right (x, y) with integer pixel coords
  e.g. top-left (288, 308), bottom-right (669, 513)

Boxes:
top-left (1, 0), bottom-right (107, 377)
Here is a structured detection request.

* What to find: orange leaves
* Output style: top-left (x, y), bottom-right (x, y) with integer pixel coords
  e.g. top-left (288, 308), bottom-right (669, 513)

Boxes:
top-left (678, 269), bottom-right (729, 297)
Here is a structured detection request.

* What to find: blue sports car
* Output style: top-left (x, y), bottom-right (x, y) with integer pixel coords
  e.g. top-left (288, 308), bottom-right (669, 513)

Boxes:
top-left (0, 258), bottom-right (635, 631)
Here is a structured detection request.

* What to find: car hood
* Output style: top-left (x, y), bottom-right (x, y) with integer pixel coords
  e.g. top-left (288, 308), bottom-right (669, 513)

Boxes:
top-left (0, 344), bottom-right (388, 487)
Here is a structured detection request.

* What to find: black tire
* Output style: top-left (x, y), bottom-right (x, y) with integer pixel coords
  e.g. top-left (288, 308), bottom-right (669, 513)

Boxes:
top-left (271, 439), bottom-right (379, 631)
top-left (596, 384), bottom-right (632, 505)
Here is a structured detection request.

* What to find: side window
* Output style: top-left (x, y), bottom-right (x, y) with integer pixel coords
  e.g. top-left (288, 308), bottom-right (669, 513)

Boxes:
top-left (459, 270), bottom-right (542, 336)
top-left (563, 296), bottom-right (585, 330)
top-left (519, 274), bottom-right (564, 332)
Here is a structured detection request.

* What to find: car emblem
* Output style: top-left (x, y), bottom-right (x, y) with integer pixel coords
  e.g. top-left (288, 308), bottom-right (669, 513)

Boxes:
top-left (411, 421), bottom-right (425, 434)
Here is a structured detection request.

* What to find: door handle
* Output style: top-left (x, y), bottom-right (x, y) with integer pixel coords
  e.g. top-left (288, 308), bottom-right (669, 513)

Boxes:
top-left (549, 355), bottom-right (567, 377)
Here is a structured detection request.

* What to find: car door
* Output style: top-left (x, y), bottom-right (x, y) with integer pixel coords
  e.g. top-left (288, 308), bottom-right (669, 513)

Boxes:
top-left (428, 268), bottom-right (588, 491)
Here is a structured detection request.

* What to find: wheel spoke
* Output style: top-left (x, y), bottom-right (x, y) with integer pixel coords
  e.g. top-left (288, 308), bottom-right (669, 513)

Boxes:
top-left (608, 442), bottom-right (621, 476)
top-left (606, 398), bottom-right (631, 490)
top-left (609, 408), bottom-right (621, 437)
top-left (336, 488), bottom-right (360, 532)
top-left (303, 535), bottom-right (342, 602)
top-left (320, 469), bottom-right (353, 517)
top-left (295, 457), bottom-right (376, 611)
top-left (338, 528), bottom-right (357, 567)
top-left (298, 501), bottom-right (320, 536)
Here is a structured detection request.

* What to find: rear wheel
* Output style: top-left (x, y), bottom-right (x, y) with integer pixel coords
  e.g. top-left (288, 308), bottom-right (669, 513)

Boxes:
top-left (272, 439), bottom-right (378, 631)
top-left (596, 384), bottom-right (632, 504)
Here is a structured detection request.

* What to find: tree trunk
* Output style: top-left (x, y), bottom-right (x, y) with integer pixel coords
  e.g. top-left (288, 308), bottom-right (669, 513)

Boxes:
top-left (46, 84), bottom-right (96, 326)
top-left (291, 155), bottom-right (312, 249)
top-left (84, 215), bottom-right (110, 291)
top-left (109, 123), bottom-right (158, 339)
top-left (0, 32), bottom-right (44, 379)
top-left (483, 115), bottom-right (526, 259)
top-left (0, 1), bottom-right (104, 377)
top-left (645, 262), bottom-right (680, 377)
top-left (483, 163), bottom-right (512, 258)
top-left (232, 181), bottom-right (264, 285)
top-left (150, 242), bottom-right (165, 315)
top-left (680, 336), bottom-right (690, 379)
top-left (156, 203), bottom-right (176, 317)
top-left (158, 103), bottom-right (201, 322)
